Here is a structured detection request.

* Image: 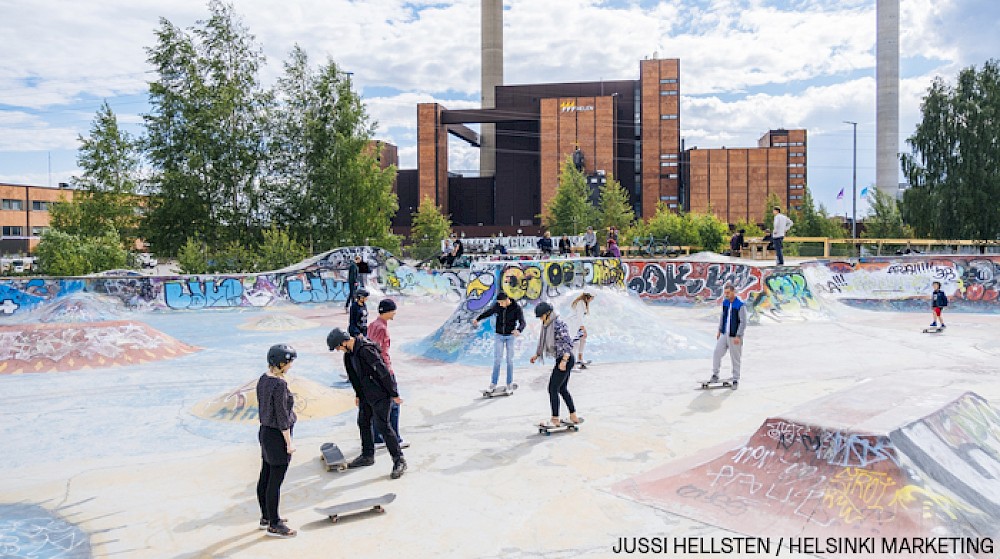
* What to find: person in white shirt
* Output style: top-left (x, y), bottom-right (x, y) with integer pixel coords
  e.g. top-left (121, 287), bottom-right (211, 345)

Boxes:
top-left (771, 207), bottom-right (794, 266)
top-left (568, 292), bottom-right (594, 369)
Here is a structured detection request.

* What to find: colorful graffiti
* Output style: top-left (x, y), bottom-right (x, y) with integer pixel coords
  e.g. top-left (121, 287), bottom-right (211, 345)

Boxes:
top-left (626, 261), bottom-right (761, 304)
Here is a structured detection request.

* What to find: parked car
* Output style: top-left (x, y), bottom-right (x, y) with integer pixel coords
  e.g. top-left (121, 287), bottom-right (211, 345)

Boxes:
top-left (136, 253), bottom-right (158, 269)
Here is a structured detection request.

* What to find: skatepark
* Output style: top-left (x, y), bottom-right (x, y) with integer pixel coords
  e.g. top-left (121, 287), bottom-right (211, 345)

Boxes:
top-left (2, 250), bottom-right (999, 558)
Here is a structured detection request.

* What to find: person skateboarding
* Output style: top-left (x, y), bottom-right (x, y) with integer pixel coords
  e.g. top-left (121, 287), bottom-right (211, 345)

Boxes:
top-left (473, 292), bottom-right (526, 393)
top-left (256, 344), bottom-right (298, 538)
top-left (569, 292), bottom-right (594, 369)
top-left (367, 298), bottom-right (407, 448)
top-left (710, 284), bottom-right (747, 389)
top-left (930, 281), bottom-right (948, 329)
top-left (530, 302), bottom-right (582, 428)
top-left (348, 288), bottom-right (370, 337)
top-left (327, 327), bottom-right (407, 479)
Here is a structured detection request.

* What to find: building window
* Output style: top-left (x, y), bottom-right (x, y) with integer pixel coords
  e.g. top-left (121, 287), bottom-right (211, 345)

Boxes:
top-left (660, 195), bottom-right (678, 201)
top-left (2, 226), bottom-right (24, 236)
top-left (31, 226), bottom-right (49, 236)
top-left (659, 90), bottom-right (678, 96)
top-left (659, 78), bottom-right (678, 84)
top-left (789, 163), bottom-right (804, 168)
top-left (660, 153), bottom-right (678, 159)
top-left (791, 142), bottom-right (804, 146)
top-left (668, 203), bottom-right (678, 209)
top-left (666, 173), bottom-right (679, 179)
top-left (2, 199), bottom-right (24, 211)
top-left (773, 142), bottom-right (788, 147)
top-left (789, 152), bottom-right (804, 157)
top-left (31, 200), bottom-right (52, 211)
top-left (790, 173), bottom-right (804, 178)
top-left (660, 114), bottom-right (678, 120)
top-left (660, 161), bottom-right (678, 167)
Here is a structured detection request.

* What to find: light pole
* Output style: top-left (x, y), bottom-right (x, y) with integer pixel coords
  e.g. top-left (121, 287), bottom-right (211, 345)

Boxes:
top-left (844, 121), bottom-right (858, 241)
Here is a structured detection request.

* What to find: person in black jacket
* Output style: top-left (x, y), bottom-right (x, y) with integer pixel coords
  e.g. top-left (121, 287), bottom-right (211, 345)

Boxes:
top-left (256, 344), bottom-right (298, 538)
top-left (327, 327), bottom-right (407, 479)
top-left (558, 234), bottom-right (572, 256)
top-left (930, 281), bottom-right (948, 328)
top-left (348, 288), bottom-right (369, 337)
top-left (345, 256), bottom-right (360, 309)
top-left (537, 231), bottom-right (554, 258)
top-left (473, 292), bottom-right (526, 391)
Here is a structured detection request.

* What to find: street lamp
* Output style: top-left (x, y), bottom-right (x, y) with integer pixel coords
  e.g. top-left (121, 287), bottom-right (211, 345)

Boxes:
top-left (844, 121), bottom-right (858, 242)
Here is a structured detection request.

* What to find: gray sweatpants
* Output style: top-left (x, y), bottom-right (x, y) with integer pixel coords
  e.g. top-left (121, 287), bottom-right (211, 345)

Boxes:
top-left (712, 335), bottom-right (743, 381)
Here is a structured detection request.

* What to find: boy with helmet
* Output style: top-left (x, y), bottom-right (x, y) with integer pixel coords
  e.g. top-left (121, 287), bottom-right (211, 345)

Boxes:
top-left (327, 327), bottom-right (407, 479)
top-left (529, 302), bottom-right (583, 428)
top-left (256, 344), bottom-right (298, 537)
top-left (367, 299), bottom-right (407, 448)
top-left (348, 288), bottom-right (370, 337)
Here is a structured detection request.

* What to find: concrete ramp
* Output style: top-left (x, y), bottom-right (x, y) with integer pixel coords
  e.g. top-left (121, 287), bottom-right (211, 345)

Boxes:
top-left (613, 384), bottom-right (999, 551)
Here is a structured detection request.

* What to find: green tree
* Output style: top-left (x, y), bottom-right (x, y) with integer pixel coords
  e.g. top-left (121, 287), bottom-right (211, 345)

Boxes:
top-left (270, 48), bottom-right (399, 254)
top-left (733, 218), bottom-right (764, 237)
top-left (544, 156), bottom-right (598, 235)
top-left (761, 192), bottom-right (783, 230)
top-left (142, 1), bottom-right (272, 253)
top-left (597, 174), bottom-right (635, 231)
top-left (630, 204), bottom-right (700, 247)
top-left (252, 226), bottom-right (309, 271)
top-left (51, 102), bottom-right (143, 245)
top-left (409, 196), bottom-right (452, 262)
top-left (34, 229), bottom-right (126, 276)
top-left (177, 237), bottom-right (209, 274)
top-left (901, 60), bottom-right (1000, 240)
top-left (692, 213), bottom-right (730, 252)
top-left (791, 188), bottom-right (844, 238)
top-left (863, 188), bottom-right (908, 238)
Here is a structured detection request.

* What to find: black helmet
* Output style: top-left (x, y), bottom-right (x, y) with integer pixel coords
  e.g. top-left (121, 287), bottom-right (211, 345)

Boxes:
top-left (355, 288), bottom-right (370, 299)
top-left (326, 328), bottom-right (350, 351)
top-left (534, 302), bottom-right (553, 318)
top-left (378, 298), bottom-right (397, 314)
top-left (267, 344), bottom-right (297, 368)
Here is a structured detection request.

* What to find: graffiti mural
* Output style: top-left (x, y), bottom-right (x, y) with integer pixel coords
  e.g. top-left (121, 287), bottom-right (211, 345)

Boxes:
top-left (749, 268), bottom-right (824, 322)
top-left (626, 261), bottom-right (762, 304)
top-left (0, 503), bottom-right (92, 559)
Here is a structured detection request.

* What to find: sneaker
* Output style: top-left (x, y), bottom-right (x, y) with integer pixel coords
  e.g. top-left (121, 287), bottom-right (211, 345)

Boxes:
top-left (731, 380), bottom-right (739, 390)
top-left (578, 362), bottom-right (588, 370)
top-left (488, 383), bottom-right (496, 392)
top-left (930, 322), bottom-right (938, 327)
top-left (259, 517), bottom-right (287, 530)
top-left (347, 455), bottom-right (375, 469)
top-left (265, 523), bottom-right (297, 538)
top-left (708, 375), bottom-right (719, 383)
top-left (399, 440), bottom-right (410, 449)
top-left (390, 458), bottom-right (408, 479)
top-left (940, 324), bottom-right (947, 329)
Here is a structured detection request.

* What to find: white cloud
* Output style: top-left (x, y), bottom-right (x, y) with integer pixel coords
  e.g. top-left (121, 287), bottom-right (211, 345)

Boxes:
top-left (0, 111), bottom-right (80, 152)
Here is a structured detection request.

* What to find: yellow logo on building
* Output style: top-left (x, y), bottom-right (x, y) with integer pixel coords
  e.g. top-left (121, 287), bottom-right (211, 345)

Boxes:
top-left (560, 101), bottom-right (595, 113)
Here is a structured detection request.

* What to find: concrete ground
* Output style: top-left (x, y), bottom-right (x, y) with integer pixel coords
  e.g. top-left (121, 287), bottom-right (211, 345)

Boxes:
top-left (1, 300), bottom-right (998, 558)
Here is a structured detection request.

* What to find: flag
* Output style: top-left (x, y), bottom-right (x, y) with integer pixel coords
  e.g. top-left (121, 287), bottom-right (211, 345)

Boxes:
top-left (836, 188), bottom-right (844, 200)
top-left (860, 186), bottom-right (869, 197)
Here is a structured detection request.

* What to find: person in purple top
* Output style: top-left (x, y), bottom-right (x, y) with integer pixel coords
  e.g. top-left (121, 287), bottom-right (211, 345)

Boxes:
top-left (530, 302), bottom-right (583, 428)
top-left (256, 344), bottom-right (298, 538)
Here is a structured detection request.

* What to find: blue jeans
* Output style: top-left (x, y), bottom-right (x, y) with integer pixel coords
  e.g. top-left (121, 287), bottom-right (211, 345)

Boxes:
top-left (372, 401), bottom-right (401, 444)
top-left (492, 333), bottom-right (516, 386)
top-left (773, 236), bottom-right (785, 265)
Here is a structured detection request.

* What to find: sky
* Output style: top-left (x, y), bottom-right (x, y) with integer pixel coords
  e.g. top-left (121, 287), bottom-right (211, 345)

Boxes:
top-left (1, 0), bottom-right (998, 217)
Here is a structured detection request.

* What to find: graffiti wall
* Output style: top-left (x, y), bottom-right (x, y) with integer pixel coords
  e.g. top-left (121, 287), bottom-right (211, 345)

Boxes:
top-left (802, 256), bottom-right (1000, 312)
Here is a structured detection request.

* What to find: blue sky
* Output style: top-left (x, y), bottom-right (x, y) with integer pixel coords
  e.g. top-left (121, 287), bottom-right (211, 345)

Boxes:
top-left (1, 0), bottom-right (998, 216)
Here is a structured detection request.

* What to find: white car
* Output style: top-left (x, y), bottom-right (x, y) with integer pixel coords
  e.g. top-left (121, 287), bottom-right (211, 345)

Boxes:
top-left (137, 253), bottom-right (158, 269)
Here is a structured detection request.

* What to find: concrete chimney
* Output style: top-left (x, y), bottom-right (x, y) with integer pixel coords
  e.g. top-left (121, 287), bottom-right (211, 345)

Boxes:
top-left (876, 0), bottom-right (899, 195)
top-left (481, 0), bottom-right (503, 177)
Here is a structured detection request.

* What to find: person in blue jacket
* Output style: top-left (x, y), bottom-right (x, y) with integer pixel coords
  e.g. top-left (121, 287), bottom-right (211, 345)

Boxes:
top-left (349, 288), bottom-right (369, 337)
top-left (710, 284), bottom-right (747, 389)
top-left (930, 281), bottom-right (948, 328)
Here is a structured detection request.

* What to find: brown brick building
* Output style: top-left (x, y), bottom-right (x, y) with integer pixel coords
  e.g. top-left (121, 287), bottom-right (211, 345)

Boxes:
top-left (0, 183), bottom-right (74, 254)
top-left (397, 57), bottom-right (806, 231)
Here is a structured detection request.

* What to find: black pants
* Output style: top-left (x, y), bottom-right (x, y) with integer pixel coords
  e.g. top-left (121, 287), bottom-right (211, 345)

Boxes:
top-left (548, 355), bottom-right (576, 417)
top-left (358, 397), bottom-right (402, 461)
top-left (345, 282), bottom-right (357, 308)
top-left (257, 461), bottom-right (288, 527)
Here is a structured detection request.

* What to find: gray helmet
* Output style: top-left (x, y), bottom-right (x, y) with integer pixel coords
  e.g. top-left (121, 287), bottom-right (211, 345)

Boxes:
top-left (534, 302), bottom-right (553, 318)
top-left (326, 328), bottom-right (350, 351)
top-left (267, 344), bottom-right (297, 367)
top-left (355, 288), bottom-right (370, 299)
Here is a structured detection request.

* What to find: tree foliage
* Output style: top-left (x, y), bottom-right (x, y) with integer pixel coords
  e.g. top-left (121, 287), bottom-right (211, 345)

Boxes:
top-left (409, 196), bottom-right (452, 262)
top-left (35, 229), bottom-right (127, 276)
top-left (901, 60), bottom-right (1000, 240)
top-left (51, 102), bottom-right (143, 246)
top-left (625, 204), bottom-right (729, 251)
top-left (863, 188), bottom-right (909, 238)
top-left (790, 188), bottom-right (844, 238)
top-left (597, 174), bottom-right (635, 231)
top-left (544, 156), bottom-right (598, 235)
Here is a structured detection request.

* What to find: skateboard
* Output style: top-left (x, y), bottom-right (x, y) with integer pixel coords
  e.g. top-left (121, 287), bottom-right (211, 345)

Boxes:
top-left (320, 442), bottom-right (348, 472)
top-left (482, 383), bottom-right (518, 398)
top-left (315, 493), bottom-right (396, 524)
top-left (538, 419), bottom-right (583, 435)
top-left (922, 327), bottom-right (944, 334)
top-left (698, 379), bottom-right (736, 390)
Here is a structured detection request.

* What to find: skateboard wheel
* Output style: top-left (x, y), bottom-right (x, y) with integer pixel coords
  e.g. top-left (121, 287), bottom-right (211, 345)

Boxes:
top-left (330, 516), bottom-right (339, 523)
top-left (375, 505), bottom-right (385, 513)
top-left (338, 465), bottom-right (347, 472)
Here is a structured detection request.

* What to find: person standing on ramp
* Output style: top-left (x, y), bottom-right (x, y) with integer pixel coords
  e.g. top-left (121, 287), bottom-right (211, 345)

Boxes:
top-left (530, 302), bottom-right (583, 428)
top-left (327, 327), bottom-right (407, 479)
top-left (256, 344), bottom-right (298, 537)
top-left (710, 284), bottom-right (747, 389)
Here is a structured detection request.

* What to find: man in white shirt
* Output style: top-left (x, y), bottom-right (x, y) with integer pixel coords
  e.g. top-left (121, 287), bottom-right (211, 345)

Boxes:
top-left (771, 207), bottom-right (794, 266)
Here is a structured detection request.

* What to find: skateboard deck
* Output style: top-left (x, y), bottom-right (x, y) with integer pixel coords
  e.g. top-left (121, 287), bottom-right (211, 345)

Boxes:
top-left (320, 442), bottom-right (348, 472)
top-left (315, 493), bottom-right (396, 523)
top-left (922, 327), bottom-right (944, 334)
top-left (482, 383), bottom-right (517, 398)
top-left (538, 419), bottom-right (582, 435)
top-left (698, 380), bottom-right (735, 390)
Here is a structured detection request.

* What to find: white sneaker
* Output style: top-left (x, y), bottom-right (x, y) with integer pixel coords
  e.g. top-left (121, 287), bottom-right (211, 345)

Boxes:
top-left (488, 383), bottom-right (496, 392)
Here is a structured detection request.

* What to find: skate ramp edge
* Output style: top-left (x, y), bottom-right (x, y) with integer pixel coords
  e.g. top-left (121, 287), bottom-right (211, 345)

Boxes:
top-left (613, 387), bottom-right (1000, 551)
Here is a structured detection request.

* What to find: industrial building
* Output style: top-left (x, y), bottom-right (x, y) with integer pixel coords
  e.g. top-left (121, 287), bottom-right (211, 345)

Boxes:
top-left (0, 182), bottom-right (73, 254)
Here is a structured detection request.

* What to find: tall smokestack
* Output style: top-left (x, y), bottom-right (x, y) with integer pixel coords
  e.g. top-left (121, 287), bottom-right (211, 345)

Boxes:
top-left (876, 0), bottom-right (899, 196)
top-left (481, 0), bottom-right (503, 177)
